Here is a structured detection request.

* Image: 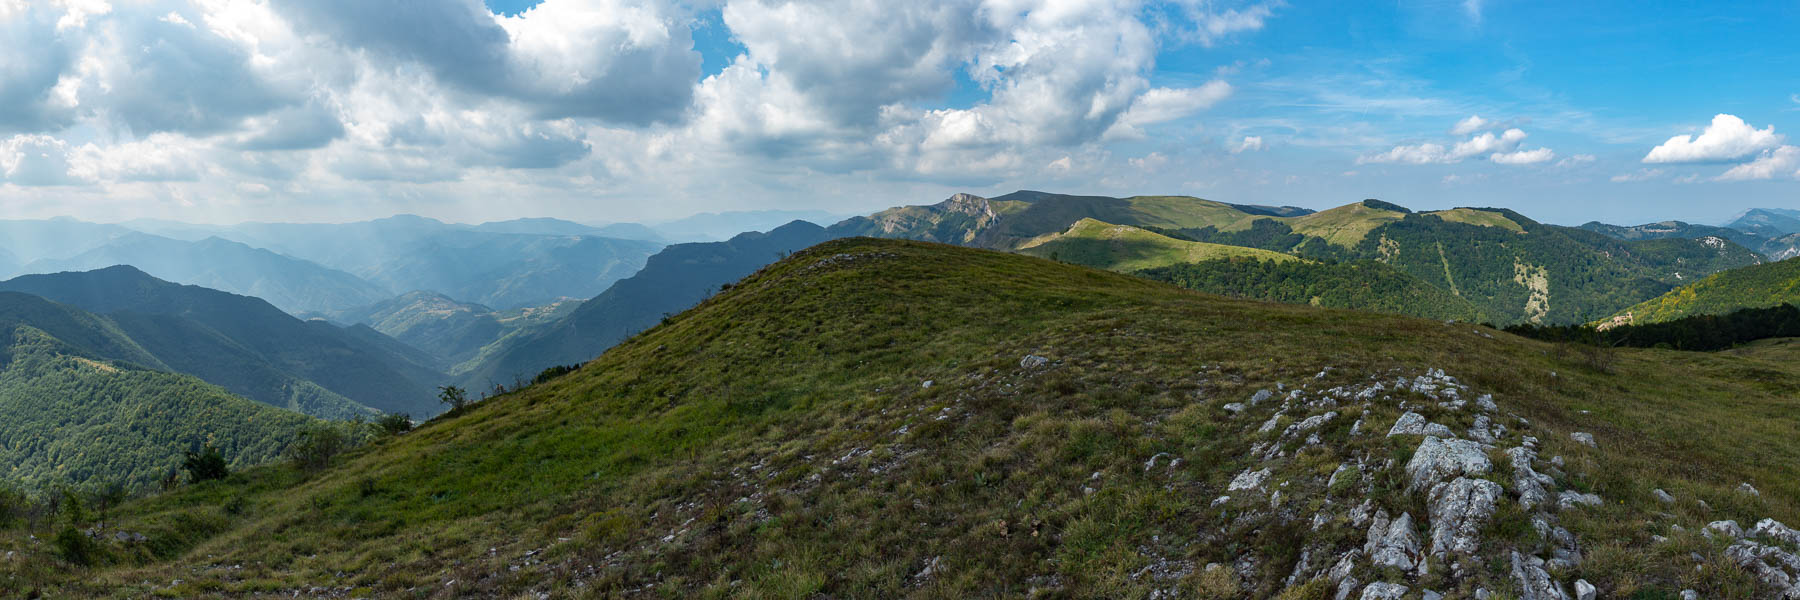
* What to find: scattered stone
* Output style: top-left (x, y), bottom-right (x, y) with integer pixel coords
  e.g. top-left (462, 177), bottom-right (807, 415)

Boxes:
top-left (1388, 412), bottom-right (1455, 438)
top-left (1574, 579), bottom-right (1596, 600)
top-left (1365, 512), bottom-right (1421, 571)
top-left (1250, 389), bottom-right (1275, 405)
top-left (1223, 403), bottom-right (1246, 413)
top-left (1360, 582), bottom-right (1409, 600)
top-left (1019, 355), bottom-right (1050, 369)
top-left (1475, 394), bottom-right (1499, 412)
top-left (1144, 453), bottom-right (1175, 471)
top-left (1405, 436), bottom-right (1492, 492)
top-left (1571, 432), bottom-right (1596, 448)
top-left (1423, 591), bottom-right (1444, 600)
top-left (1557, 491), bottom-right (1603, 511)
top-left (921, 380), bottom-right (933, 388)
top-left (1680, 591), bottom-right (1698, 600)
top-left (1752, 519), bottom-right (1800, 547)
top-left (1282, 412), bottom-right (1338, 439)
top-left (1653, 489), bottom-right (1676, 504)
top-left (1228, 468), bottom-right (1271, 492)
top-left (1259, 412), bottom-right (1287, 434)
top-left (1707, 520), bottom-right (1744, 539)
top-left (1724, 540), bottom-right (1800, 597)
top-left (1427, 478), bottom-right (1502, 558)
top-left (1212, 496), bottom-right (1231, 507)
top-left (1511, 552), bottom-right (1572, 600)
top-left (914, 556), bottom-right (943, 581)
top-left (1741, 482), bottom-right (1762, 496)
top-left (1507, 447), bottom-right (1553, 511)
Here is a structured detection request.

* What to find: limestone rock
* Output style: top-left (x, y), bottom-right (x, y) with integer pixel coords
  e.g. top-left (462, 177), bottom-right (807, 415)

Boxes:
top-left (1570, 432), bottom-right (1596, 448)
top-left (1507, 446), bottom-right (1553, 511)
top-left (1725, 540), bottom-right (1800, 598)
top-left (1405, 436), bottom-right (1492, 492)
top-left (1556, 490), bottom-right (1602, 511)
top-left (1364, 511), bottom-right (1421, 571)
top-left (1250, 389), bottom-right (1274, 405)
top-left (1360, 582), bottom-right (1409, 600)
top-left (1753, 519), bottom-right (1800, 547)
top-left (1511, 552), bottom-right (1571, 600)
top-left (1574, 579), bottom-right (1596, 600)
top-left (1388, 412), bottom-right (1454, 438)
top-left (1741, 482), bottom-right (1761, 496)
top-left (1707, 520), bottom-right (1744, 539)
top-left (1653, 489), bottom-right (1676, 504)
top-left (1427, 478), bottom-right (1502, 558)
top-left (1020, 355), bottom-right (1049, 369)
top-left (1229, 468), bottom-right (1272, 492)
top-left (1283, 412), bottom-right (1338, 439)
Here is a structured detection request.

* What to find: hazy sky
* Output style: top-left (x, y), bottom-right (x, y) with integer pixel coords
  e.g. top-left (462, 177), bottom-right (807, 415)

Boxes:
top-left (0, 0), bottom-right (1796, 225)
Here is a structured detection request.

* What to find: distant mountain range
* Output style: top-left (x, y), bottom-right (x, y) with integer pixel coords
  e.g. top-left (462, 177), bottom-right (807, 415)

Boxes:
top-left (0, 266), bottom-right (446, 419)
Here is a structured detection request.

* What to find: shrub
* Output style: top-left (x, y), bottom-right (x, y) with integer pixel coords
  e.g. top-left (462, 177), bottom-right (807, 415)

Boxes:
top-left (183, 444), bottom-right (230, 483)
top-left (286, 425), bottom-right (349, 472)
top-left (437, 385), bottom-right (469, 412)
top-left (533, 364), bottom-right (581, 386)
top-left (374, 413), bottom-right (413, 436)
top-left (0, 485), bottom-right (24, 528)
top-left (55, 526), bottom-right (99, 565)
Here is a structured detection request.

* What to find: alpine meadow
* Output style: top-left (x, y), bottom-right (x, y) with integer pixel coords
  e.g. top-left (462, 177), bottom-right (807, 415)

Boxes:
top-left (3, 2), bottom-right (1800, 599)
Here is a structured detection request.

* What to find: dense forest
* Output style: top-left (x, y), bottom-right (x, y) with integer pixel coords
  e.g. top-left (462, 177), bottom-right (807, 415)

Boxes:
top-left (1609, 256), bottom-right (1800, 325)
top-left (1505, 303), bottom-right (1800, 352)
top-left (1136, 257), bottom-right (1489, 321)
top-left (0, 325), bottom-right (318, 492)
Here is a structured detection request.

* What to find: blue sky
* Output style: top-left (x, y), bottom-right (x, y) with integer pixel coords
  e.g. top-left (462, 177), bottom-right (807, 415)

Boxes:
top-left (0, 0), bottom-right (1795, 226)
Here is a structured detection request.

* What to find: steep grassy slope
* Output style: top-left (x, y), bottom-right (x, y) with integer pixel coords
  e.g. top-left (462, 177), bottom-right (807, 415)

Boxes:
top-left (0, 324), bottom-right (318, 492)
top-left (459, 221), bottom-right (833, 389)
top-left (1284, 200), bottom-right (1410, 246)
top-left (1608, 257), bottom-right (1800, 325)
top-left (1016, 218), bottom-right (1296, 271)
top-left (9, 239), bottom-right (1800, 598)
top-left (0, 267), bottom-right (444, 418)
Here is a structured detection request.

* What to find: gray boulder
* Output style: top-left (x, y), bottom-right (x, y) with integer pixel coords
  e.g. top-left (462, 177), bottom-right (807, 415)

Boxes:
top-left (1020, 355), bottom-right (1050, 369)
top-left (1360, 582), bottom-right (1409, 600)
top-left (1753, 519), bottom-right (1800, 546)
top-left (1427, 478), bottom-right (1502, 558)
top-left (1364, 512), bottom-right (1420, 571)
top-left (1406, 436), bottom-right (1492, 492)
top-left (1511, 552), bottom-right (1571, 600)
top-left (1507, 446), bottom-right (1553, 510)
top-left (1571, 432), bottom-right (1596, 448)
top-left (1725, 540), bottom-right (1800, 598)
top-left (1574, 579), bottom-right (1596, 600)
top-left (1388, 412), bottom-right (1454, 438)
top-left (1653, 488), bottom-right (1676, 504)
top-left (1556, 490), bottom-right (1603, 511)
top-left (1229, 468), bottom-right (1272, 492)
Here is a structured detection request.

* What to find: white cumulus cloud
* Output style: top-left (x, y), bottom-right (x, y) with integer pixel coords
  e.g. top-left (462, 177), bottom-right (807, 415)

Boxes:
top-left (1490, 147), bottom-right (1555, 165)
top-left (1449, 115), bottom-right (1492, 135)
top-left (1643, 114), bottom-right (1783, 164)
top-left (1717, 145), bottom-right (1800, 181)
top-left (1232, 135), bottom-right (1263, 153)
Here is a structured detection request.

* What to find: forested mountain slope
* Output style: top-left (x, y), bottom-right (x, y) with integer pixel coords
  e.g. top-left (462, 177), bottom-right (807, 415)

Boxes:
top-left (9, 239), bottom-right (1800, 599)
top-left (1607, 257), bottom-right (1800, 325)
top-left (0, 318), bottom-right (317, 492)
top-left (0, 267), bottom-right (444, 418)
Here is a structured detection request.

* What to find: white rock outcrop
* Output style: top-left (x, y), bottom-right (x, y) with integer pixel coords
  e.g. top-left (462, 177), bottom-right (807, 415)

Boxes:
top-left (1388, 412), bottom-right (1454, 438)
top-left (1427, 478), bottom-right (1503, 558)
top-left (1405, 436), bottom-right (1492, 492)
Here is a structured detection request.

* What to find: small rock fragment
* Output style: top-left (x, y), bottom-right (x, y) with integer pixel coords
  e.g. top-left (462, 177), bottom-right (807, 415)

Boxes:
top-left (1571, 432), bottom-right (1596, 448)
top-left (1360, 582), bottom-right (1409, 600)
top-left (1653, 489), bottom-right (1676, 504)
top-left (1574, 579), bottom-right (1596, 600)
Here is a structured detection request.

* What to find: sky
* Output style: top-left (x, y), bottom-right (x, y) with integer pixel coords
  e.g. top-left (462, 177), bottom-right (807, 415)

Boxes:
top-left (0, 0), bottom-right (1796, 226)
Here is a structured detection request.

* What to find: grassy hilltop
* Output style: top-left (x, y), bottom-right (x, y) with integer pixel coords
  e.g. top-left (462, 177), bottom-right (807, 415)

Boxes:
top-left (4, 238), bottom-right (1799, 598)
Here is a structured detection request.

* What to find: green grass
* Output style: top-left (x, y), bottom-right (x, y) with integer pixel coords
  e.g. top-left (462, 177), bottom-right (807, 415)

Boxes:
top-left (1016, 218), bottom-right (1297, 271)
top-left (3, 238), bottom-right (1798, 598)
top-left (1424, 208), bottom-right (1526, 233)
top-left (1284, 202), bottom-right (1409, 247)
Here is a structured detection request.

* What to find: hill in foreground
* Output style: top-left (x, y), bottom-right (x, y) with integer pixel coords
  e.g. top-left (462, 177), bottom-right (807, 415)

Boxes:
top-left (7, 238), bottom-right (1800, 598)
